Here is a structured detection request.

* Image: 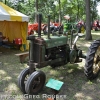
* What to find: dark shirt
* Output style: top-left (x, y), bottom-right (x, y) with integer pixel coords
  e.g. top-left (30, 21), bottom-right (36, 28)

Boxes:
top-left (0, 38), bottom-right (2, 42)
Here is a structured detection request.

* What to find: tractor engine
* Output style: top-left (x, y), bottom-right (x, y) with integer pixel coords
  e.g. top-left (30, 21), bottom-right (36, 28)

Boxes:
top-left (28, 35), bottom-right (70, 68)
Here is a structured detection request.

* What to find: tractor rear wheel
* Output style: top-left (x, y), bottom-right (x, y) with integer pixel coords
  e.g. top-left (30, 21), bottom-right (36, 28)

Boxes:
top-left (84, 39), bottom-right (100, 80)
top-left (25, 70), bottom-right (46, 95)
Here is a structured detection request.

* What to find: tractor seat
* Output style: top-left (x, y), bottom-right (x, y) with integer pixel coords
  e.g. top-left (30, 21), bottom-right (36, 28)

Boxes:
top-left (78, 33), bottom-right (85, 37)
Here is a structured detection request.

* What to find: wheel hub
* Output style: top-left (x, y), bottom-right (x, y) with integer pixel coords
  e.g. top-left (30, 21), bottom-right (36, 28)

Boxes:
top-left (93, 46), bottom-right (100, 74)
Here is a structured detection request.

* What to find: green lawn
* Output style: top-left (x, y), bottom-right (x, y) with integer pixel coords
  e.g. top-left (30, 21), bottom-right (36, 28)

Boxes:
top-left (0, 31), bottom-right (100, 100)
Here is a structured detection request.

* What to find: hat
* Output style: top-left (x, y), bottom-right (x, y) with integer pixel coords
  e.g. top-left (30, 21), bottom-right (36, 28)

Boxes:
top-left (64, 15), bottom-right (70, 20)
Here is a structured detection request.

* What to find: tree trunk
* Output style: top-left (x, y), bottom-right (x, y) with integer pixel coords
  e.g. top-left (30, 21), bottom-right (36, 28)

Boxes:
top-left (85, 0), bottom-right (92, 40)
top-left (5, 0), bottom-right (6, 4)
top-left (35, 0), bottom-right (38, 22)
top-left (58, 0), bottom-right (61, 24)
top-left (77, 0), bottom-right (79, 20)
top-left (28, 0), bottom-right (30, 5)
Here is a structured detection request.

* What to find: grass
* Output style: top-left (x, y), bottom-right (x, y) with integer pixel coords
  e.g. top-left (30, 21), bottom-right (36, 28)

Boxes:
top-left (0, 30), bottom-right (100, 100)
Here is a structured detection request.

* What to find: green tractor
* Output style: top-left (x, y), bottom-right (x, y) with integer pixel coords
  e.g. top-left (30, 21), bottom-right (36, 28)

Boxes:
top-left (63, 21), bottom-right (85, 35)
top-left (18, 14), bottom-right (86, 95)
top-left (84, 39), bottom-right (100, 80)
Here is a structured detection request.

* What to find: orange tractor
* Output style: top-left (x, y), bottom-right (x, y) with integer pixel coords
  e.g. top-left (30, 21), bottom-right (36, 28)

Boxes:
top-left (28, 23), bottom-right (39, 35)
top-left (28, 22), bottom-right (62, 35)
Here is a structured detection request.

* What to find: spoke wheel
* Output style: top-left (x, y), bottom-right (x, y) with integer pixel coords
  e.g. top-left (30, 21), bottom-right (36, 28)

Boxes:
top-left (93, 46), bottom-right (100, 74)
top-left (84, 40), bottom-right (100, 80)
top-left (25, 70), bottom-right (46, 95)
top-left (18, 68), bottom-right (30, 93)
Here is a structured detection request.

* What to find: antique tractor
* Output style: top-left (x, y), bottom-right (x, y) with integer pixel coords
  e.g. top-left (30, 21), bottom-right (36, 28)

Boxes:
top-left (18, 14), bottom-right (86, 95)
top-left (92, 20), bottom-right (100, 31)
top-left (42, 22), bottom-right (63, 35)
top-left (77, 22), bottom-right (85, 33)
top-left (84, 39), bottom-right (100, 80)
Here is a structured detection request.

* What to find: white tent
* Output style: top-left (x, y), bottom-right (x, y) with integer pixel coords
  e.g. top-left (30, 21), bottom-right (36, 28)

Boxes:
top-left (0, 2), bottom-right (29, 51)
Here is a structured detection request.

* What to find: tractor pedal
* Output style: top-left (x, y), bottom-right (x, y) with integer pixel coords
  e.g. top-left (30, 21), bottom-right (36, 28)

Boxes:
top-left (75, 59), bottom-right (82, 63)
top-left (81, 54), bottom-right (86, 59)
top-left (77, 46), bottom-right (80, 48)
top-left (78, 59), bottom-right (82, 62)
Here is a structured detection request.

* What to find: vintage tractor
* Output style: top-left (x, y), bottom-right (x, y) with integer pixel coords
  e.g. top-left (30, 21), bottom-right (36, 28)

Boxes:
top-left (28, 23), bottom-right (46, 35)
top-left (76, 21), bottom-right (85, 33)
top-left (84, 39), bottom-right (100, 80)
top-left (42, 22), bottom-right (63, 35)
top-left (18, 14), bottom-right (86, 95)
top-left (92, 20), bottom-right (100, 31)
top-left (63, 21), bottom-right (85, 35)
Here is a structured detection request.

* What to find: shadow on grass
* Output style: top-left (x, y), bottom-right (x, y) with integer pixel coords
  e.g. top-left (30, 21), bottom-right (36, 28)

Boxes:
top-left (40, 62), bottom-right (100, 100)
top-left (0, 31), bottom-right (100, 100)
top-left (0, 47), bottom-right (28, 96)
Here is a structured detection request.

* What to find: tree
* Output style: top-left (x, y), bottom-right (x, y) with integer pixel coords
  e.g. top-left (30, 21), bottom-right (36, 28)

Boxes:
top-left (5, 0), bottom-right (6, 4)
top-left (3, 0), bottom-right (99, 24)
top-left (85, 0), bottom-right (92, 40)
top-left (91, 0), bottom-right (98, 23)
top-left (58, 0), bottom-right (61, 24)
top-left (35, 0), bottom-right (38, 22)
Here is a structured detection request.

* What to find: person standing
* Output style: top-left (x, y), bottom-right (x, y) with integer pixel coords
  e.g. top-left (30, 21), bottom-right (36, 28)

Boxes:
top-left (0, 32), bottom-right (3, 46)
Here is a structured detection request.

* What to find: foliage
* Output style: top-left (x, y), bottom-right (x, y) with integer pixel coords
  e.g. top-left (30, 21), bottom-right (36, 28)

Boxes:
top-left (1, 0), bottom-right (100, 23)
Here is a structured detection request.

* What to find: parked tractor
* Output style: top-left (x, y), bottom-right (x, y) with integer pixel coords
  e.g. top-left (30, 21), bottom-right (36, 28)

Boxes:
top-left (18, 14), bottom-right (86, 95)
top-left (92, 20), bottom-right (100, 31)
top-left (63, 21), bottom-right (85, 35)
top-left (28, 23), bottom-right (46, 35)
top-left (84, 39), bottom-right (100, 80)
top-left (42, 22), bottom-right (63, 35)
top-left (76, 21), bottom-right (85, 33)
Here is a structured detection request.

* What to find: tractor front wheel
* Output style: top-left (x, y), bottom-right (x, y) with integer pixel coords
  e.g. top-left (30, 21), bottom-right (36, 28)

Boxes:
top-left (18, 68), bottom-right (30, 93)
top-left (25, 70), bottom-right (46, 95)
top-left (84, 40), bottom-right (100, 80)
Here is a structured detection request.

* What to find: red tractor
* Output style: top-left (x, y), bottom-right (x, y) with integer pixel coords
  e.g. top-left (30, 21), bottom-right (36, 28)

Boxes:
top-left (92, 20), bottom-right (100, 31)
top-left (76, 20), bottom-right (85, 33)
top-left (28, 23), bottom-right (46, 35)
top-left (28, 22), bottom-right (62, 36)
top-left (42, 22), bottom-right (63, 35)
top-left (28, 23), bottom-right (38, 35)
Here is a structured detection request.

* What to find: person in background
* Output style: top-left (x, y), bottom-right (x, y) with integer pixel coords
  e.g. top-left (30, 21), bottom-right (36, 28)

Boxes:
top-left (0, 32), bottom-right (3, 46)
top-left (50, 20), bottom-right (55, 32)
top-left (63, 15), bottom-right (72, 35)
top-left (0, 32), bottom-right (9, 46)
top-left (0, 32), bottom-right (3, 54)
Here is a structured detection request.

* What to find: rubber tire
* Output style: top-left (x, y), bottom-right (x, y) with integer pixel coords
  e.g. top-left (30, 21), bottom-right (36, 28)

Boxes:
top-left (84, 39), bottom-right (100, 80)
top-left (18, 68), bottom-right (30, 93)
top-left (25, 70), bottom-right (46, 95)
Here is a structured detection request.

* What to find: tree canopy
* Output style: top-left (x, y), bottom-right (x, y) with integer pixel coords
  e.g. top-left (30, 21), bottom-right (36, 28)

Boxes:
top-left (1, 0), bottom-right (100, 23)
top-left (1, 0), bottom-right (100, 40)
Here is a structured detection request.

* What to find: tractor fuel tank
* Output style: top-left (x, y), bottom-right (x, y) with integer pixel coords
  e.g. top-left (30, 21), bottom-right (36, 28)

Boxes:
top-left (43, 35), bottom-right (68, 49)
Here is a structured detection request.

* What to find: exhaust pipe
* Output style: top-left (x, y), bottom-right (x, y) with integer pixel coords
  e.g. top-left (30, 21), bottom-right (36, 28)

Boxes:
top-left (38, 13), bottom-right (42, 38)
top-left (48, 15), bottom-right (50, 39)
